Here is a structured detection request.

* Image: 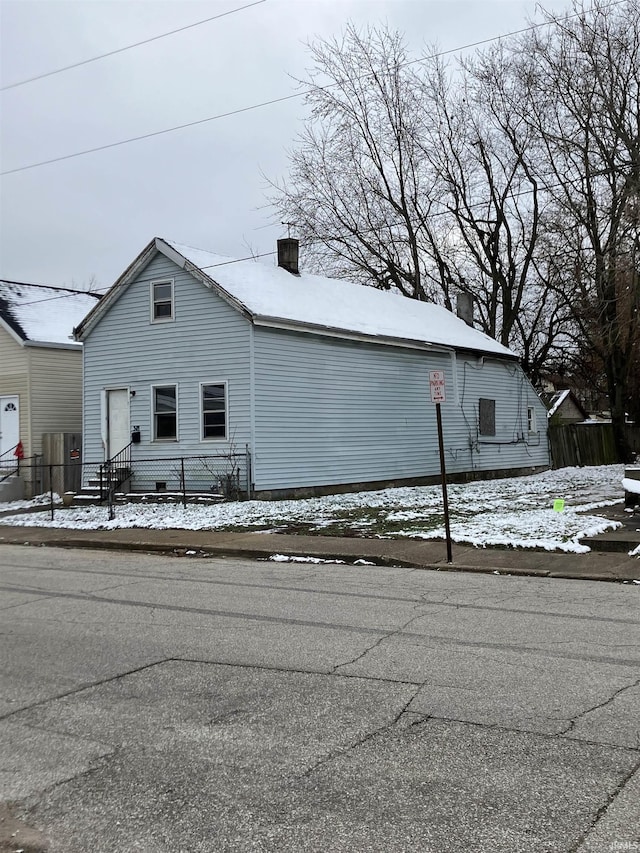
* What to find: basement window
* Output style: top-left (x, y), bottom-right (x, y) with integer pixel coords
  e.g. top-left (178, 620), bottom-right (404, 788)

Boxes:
top-left (151, 280), bottom-right (174, 322)
top-left (479, 398), bottom-right (496, 436)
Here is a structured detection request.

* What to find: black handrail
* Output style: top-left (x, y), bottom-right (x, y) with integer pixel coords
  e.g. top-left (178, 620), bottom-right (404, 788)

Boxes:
top-left (0, 443), bottom-right (19, 484)
top-left (99, 442), bottom-right (133, 501)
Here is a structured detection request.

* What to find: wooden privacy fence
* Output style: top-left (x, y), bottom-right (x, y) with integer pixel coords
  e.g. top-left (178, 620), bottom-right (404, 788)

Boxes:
top-left (548, 424), bottom-right (640, 468)
top-left (41, 432), bottom-right (83, 495)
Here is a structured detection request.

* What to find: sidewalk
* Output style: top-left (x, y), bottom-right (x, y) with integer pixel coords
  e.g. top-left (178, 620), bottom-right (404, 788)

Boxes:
top-left (1, 520), bottom-right (638, 582)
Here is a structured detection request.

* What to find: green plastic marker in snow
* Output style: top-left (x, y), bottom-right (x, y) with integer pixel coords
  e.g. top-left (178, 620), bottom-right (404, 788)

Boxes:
top-left (553, 499), bottom-right (565, 512)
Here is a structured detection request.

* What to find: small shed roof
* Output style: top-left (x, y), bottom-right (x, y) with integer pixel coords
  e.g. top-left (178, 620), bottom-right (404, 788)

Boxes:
top-left (0, 280), bottom-right (100, 347)
top-left (542, 389), bottom-right (589, 420)
top-left (76, 237), bottom-right (517, 359)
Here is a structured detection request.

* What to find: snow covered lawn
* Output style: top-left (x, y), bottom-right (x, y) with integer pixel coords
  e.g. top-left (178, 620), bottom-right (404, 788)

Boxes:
top-left (0, 465), bottom-right (628, 554)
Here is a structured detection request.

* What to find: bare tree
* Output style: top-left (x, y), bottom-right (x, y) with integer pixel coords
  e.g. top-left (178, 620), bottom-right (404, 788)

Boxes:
top-left (419, 46), bottom-right (567, 381)
top-left (509, 0), bottom-right (640, 459)
top-left (271, 25), bottom-right (439, 301)
top-left (271, 23), bottom-right (565, 383)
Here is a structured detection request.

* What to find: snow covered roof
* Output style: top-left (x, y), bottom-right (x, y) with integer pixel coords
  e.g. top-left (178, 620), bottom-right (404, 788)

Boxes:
top-left (77, 237), bottom-right (517, 359)
top-left (0, 280), bottom-right (101, 347)
top-left (547, 389), bottom-right (570, 417)
top-left (543, 389), bottom-right (588, 420)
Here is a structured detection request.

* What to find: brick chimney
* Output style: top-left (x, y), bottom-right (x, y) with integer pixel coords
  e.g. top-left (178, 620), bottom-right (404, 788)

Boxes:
top-left (456, 292), bottom-right (474, 327)
top-left (277, 238), bottom-right (299, 275)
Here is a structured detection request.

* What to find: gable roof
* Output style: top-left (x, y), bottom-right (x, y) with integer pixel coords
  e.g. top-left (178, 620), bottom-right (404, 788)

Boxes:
top-left (542, 389), bottom-right (589, 419)
top-left (0, 280), bottom-right (101, 348)
top-left (75, 237), bottom-right (517, 359)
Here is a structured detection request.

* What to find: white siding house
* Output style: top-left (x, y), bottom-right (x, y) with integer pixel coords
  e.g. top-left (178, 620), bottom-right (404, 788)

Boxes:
top-left (75, 238), bottom-right (549, 497)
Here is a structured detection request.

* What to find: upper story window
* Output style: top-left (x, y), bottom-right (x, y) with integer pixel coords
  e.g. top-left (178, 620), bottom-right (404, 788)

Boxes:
top-left (201, 382), bottom-right (227, 440)
top-left (479, 398), bottom-right (496, 436)
top-left (527, 406), bottom-right (537, 433)
top-left (151, 280), bottom-right (174, 322)
top-left (153, 385), bottom-right (177, 440)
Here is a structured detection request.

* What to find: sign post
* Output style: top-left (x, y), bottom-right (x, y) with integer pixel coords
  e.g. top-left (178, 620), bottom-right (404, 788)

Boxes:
top-left (429, 371), bottom-right (453, 564)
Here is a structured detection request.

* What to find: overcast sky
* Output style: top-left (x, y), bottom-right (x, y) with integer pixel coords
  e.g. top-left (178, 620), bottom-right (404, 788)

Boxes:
top-left (1, 0), bottom-right (570, 292)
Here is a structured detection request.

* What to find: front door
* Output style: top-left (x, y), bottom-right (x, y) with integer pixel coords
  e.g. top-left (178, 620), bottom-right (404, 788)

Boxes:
top-left (0, 395), bottom-right (20, 460)
top-left (106, 389), bottom-right (130, 459)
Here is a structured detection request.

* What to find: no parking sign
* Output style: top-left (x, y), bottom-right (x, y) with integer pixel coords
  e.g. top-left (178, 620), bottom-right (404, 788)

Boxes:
top-left (429, 370), bottom-right (446, 403)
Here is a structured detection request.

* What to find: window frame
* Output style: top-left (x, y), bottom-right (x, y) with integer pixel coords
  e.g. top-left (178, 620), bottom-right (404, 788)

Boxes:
top-left (527, 406), bottom-right (537, 433)
top-left (150, 279), bottom-right (175, 324)
top-left (200, 381), bottom-right (228, 442)
top-left (151, 384), bottom-right (178, 441)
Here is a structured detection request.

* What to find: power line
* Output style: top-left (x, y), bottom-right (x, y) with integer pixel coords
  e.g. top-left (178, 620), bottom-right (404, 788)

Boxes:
top-left (0, 0), bottom-right (267, 92)
top-left (1, 93), bottom-right (303, 176)
top-left (7, 253), bottom-right (279, 304)
top-left (1, 0), bottom-right (626, 178)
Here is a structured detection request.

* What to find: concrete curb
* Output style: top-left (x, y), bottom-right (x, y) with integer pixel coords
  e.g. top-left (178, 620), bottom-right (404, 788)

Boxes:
top-left (1, 526), bottom-right (639, 583)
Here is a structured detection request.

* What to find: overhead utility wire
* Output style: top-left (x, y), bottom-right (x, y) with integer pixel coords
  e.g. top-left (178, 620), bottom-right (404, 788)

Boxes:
top-left (1, 0), bottom-right (625, 178)
top-left (0, 0), bottom-right (267, 91)
top-left (1, 93), bottom-right (303, 176)
top-left (13, 252), bottom-right (279, 304)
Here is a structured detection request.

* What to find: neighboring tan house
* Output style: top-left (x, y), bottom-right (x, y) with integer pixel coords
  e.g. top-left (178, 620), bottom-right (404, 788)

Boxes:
top-left (74, 237), bottom-right (550, 498)
top-left (542, 389), bottom-right (589, 424)
top-left (0, 280), bottom-right (101, 497)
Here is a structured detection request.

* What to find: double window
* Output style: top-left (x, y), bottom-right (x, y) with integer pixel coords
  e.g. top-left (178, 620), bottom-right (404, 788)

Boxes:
top-left (151, 280), bottom-right (174, 322)
top-left (149, 383), bottom-right (228, 442)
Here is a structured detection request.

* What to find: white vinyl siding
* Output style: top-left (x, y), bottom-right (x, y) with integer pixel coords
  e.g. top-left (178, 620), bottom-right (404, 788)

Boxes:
top-left (253, 327), bottom-right (549, 491)
top-left (82, 252), bottom-right (251, 466)
top-left (81, 248), bottom-right (549, 493)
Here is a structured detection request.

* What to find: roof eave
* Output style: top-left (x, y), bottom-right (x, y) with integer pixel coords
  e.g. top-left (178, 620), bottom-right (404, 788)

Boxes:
top-left (156, 239), bottom-right (255, 322)
top-left (0, 316), bottom-right (27, 346)
top-left (251, 315), bottom-right (517, 359)
top-left (23, 340), bottom-right (83, 351)
top-left (74, 238), bottom-right (159, 340)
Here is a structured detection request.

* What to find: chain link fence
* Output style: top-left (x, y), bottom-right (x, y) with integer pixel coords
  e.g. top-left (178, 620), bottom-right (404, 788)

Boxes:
top-left (5, 449), bottom-right (252, 520)
top-left (91, 452), bottom-right (250, 501)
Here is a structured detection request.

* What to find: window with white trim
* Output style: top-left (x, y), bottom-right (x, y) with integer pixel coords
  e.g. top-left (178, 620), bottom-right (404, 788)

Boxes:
top-left (153, 385), bottom-right (177, 440)
top-left (201, 382), bottom-right (227, 440)
top-left (527, 406), bottom-right (537, 433)
top-left (151, 280), bottom-right (174, 322)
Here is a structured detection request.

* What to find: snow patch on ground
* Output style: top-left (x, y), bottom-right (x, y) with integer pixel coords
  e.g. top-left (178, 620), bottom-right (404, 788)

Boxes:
top-left (0, 493), bottom-right (60, 513)
top-left (269, 554), bottom-right (346, 564)
top-left (0, 464), bottom-right (626, 554)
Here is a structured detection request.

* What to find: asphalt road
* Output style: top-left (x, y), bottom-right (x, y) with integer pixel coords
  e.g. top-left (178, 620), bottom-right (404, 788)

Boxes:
top-left (1, 545), bottom-right (639, 853)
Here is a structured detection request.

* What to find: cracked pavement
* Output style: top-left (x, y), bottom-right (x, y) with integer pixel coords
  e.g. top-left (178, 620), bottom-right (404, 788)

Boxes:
top-left (1, 545), bottom-right (639, 852)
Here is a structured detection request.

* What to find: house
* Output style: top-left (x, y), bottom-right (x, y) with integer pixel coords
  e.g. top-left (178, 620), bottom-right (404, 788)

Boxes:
top-left (542, 389), bottom-right (589, 424)
top-left (0, 280), bottom-right (101, 497)
top-left (74, 238), bottom-right (550, 498)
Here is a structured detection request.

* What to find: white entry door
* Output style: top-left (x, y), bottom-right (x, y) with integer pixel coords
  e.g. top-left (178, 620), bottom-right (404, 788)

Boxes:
top-left (0, 395), bottom-right (20, 459)
top-left (106, 389), bottom-right (130, 459)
